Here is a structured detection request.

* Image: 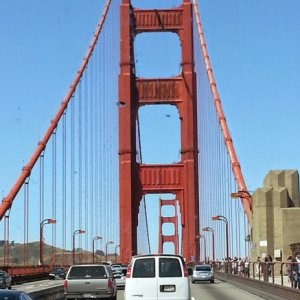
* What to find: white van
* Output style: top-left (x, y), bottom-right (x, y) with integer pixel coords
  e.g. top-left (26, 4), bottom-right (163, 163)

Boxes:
top-left (125, 254), bottom-right (191, 300)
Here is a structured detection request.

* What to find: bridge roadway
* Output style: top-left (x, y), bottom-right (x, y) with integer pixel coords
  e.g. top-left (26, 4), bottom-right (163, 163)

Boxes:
top-left (10, 277), bottom-right (292, 300)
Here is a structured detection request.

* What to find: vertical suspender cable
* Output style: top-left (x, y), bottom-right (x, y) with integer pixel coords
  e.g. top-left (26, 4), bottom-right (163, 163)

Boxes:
top-left (94, 47), bottom-right (99, 237)
top-left (52, 131), bottom-right (57, 263)
top-left (71, 97), bottom-right (75, 247)
top-left (62, 112), bottom-right (67, 265)
top-left (39, 153), bottom-right (45, 225)
top-left (90, 60), bottom-right (95, 240)
top-left (23, 180), bottom-right (29, 265)
top-left (78, 83), bottom-right (83, 250)
top-left (84, 73), bottom-right (89, 259)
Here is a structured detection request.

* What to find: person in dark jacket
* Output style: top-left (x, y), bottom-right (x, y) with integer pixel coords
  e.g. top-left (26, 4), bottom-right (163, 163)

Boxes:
top-left (291, 256), bottom-right (298, 288)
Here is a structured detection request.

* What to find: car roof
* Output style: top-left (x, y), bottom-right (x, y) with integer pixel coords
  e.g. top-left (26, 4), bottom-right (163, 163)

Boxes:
top-left (131, 254), bottom-right (186, 264)
top-left (70, 264), bottom-right (105, 267)
top-left (195, 264), bottom-right (211, 267)
top-left (132, 254), bottom-right (184, 259)
top-left (0, 290), bottom-right (23, 294)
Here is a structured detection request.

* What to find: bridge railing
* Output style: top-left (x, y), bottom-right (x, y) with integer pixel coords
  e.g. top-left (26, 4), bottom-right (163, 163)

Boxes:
top-left (213, 260), bottom-right (298, 288)
top-left (0, 265), bottom-right (51, 284)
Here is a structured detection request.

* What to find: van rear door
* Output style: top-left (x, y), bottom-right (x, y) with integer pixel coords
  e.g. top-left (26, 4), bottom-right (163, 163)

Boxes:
top-left (126, 257), bottom-right (157, 300)
top-left (157, 257), bottom-right (189, 300)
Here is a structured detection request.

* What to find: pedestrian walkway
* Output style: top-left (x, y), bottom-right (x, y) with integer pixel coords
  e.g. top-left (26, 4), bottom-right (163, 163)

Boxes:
top-left (257, 275), bottom-right (293, 288)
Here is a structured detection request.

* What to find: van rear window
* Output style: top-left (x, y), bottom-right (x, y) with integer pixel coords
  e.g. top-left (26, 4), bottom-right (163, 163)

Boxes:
top-left (68, 266), bottom-right (107, 279)
top-left (159, 258), bottom-right (182, 277)
top-left (133, 258), bottom-right (155, 278)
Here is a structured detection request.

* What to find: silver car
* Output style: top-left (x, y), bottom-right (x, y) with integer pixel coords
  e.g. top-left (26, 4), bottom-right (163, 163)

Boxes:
top-left (191, 264), bottom-right (214, 283)
top-left (113, 267), bottom-right (127, 289)
top-left (64, 264), bottom-right (117, 299)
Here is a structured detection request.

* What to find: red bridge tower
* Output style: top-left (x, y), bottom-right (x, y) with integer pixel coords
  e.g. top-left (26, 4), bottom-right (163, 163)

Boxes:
top-left (119, 0), bottom-right (199, 263)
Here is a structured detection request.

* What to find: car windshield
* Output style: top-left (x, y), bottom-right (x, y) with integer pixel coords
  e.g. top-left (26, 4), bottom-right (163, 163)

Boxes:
top-left (0, 272), bottom-right (6, 278)
top-left (195, 265), bottom-right (211, 271)
top-left (68, 266), bottom-right (107, 279)
top-left (51, 268), bottom-right (64, 273)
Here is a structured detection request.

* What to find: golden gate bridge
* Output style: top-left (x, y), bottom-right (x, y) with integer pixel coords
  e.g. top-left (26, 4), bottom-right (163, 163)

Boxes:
top-left (0, 0), bottom-right (252, 278)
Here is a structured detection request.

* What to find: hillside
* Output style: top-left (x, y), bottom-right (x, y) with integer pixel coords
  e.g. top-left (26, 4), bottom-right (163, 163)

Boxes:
top-left (0, 241), bottom-right (115, 265)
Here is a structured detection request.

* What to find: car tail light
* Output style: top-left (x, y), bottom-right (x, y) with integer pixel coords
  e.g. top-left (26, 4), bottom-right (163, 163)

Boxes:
top-left (183, 265), bottom-right (188, 277)
top-left (126, 266), bottom-right (132, 278)
top-left (64, 280), bottom-right (68, 289)
top-left (108, 278), bottom-right (113, 289)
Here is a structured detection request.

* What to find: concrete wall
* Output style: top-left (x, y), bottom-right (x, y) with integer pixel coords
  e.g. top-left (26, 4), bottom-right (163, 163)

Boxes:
top-left (251, 170), bottom-right (300, 263)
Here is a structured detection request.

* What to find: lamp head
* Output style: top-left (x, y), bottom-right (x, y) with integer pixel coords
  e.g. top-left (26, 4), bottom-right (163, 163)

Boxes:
top-left (231, 192), bottom-right (241, 198)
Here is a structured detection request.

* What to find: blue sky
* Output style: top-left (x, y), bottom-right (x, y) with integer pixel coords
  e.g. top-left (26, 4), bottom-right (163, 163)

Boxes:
top-left (0, 0), bottom-right (299, 251)
top-left (198, 0), bottom-right (300, 192)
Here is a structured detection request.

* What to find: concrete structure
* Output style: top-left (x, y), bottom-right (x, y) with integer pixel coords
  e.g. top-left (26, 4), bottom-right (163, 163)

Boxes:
top-left (251, 170), bottom-right (300, 263)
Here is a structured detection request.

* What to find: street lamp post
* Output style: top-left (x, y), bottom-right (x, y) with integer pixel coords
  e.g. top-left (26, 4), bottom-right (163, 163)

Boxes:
top-left (105, 241), bottom-right (114, 262)
top-left (92, 236), bottom-right (102, 263)
top-left (199, 234), bottom-right (207, 263)
top-left (40, 218), bottom-right (56, 265)
top-left (73, 229), bottom-right (85, 264)
top-left (203, 227), bottom-right (215, 261)
top-left (114, 244), bottom-right (120, 263)
top-left (212, 215), bottom-right (229, 260)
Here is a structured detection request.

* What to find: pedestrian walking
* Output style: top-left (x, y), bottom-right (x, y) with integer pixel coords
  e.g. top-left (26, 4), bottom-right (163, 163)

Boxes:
top-left (296, 254), bottom-right (300, 288)
top-left (291, 256), bottom-right (298, 288)
top-left (286, 255), bottom-right (293, 286)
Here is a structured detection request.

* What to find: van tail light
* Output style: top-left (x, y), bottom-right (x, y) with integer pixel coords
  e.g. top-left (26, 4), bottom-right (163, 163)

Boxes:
top-left (126, 266), bottom-right (132, 278)
top-left (64, 280), bottom-right (68, 289)
top-left (183, 265), bottom-right (188, 277)
top-left (108, 278), bottom-right (113, 289)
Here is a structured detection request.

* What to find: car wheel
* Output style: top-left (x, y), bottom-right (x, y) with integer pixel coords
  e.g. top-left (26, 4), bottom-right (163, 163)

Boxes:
top-left (191, 280), bottom-right (195, 284)
top-left (211, 280), bottom-right (214, 283)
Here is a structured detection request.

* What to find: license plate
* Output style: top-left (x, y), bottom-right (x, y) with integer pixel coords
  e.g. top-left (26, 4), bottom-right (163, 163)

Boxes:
top-left (160, 285), bottom-right (176, 292)
top-left (83, 294), bottom-right (92, 298)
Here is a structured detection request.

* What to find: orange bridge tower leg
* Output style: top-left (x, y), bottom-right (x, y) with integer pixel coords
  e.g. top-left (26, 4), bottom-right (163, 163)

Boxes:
top-left (119, 0), bottom-right (200, 263)
top-left (158, 199), bottom-right (179, 255)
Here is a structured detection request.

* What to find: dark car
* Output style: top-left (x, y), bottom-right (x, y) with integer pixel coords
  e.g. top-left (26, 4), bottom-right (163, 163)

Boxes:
top-left (49, 267), bottom-right (66, 280)
top-left (0, 271), bottom-right (12, 289)
top-left (0, 289), bottom-right (33, 299)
